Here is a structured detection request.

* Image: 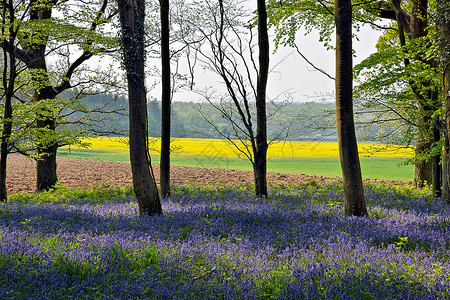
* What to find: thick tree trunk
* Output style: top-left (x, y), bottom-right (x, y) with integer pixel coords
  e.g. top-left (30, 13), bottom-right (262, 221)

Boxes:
top-left (413, 122), bottom-right (433, 187)
top-left (255, 0), bottom-right (269, 198)
top-left (34, 87), bottom-right (59, 191)
top-left (118, 0), bottom-right (162, 215)
top-left (335, 0), bottom-right (367, 216)
top-left (36, 118), bottom-right (58, 192)
top-left (409, 0), bottom-right (437, 187)
top-left (20, 2), bottom-right (59, 192)
top-left (160, 0), bottom-right (171, 198)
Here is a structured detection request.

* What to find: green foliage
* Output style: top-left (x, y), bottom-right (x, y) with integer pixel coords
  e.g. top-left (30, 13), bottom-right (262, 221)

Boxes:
top-left (0, 97), bottom-right (93, 158)
top-left (267, 0), bottom-right (383, 51)
top-left (9, 183), bottom-right (134, 205)
top-left (0, 0), bottom-right (123, 165)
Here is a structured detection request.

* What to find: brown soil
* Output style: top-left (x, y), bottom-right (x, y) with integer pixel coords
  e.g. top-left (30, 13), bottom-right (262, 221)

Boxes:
top-left (6, 154), bottom-right (409, 194)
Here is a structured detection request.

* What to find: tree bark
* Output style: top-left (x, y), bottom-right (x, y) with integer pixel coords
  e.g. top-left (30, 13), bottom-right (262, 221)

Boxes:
top-left (409, 0), bottom-right (438, 188)
top-left (439, 0), bottom-right (450, 202)
top-left (445, 66), bottom-right (450, 202)
top-left (335, 0), bottom-right (367, 216)
top-left (255, 0), bottom-right (269, 198)
top-left (443, 136), bottom-right (449, 200)
top-left (390, 0), bottom-right (438, 187)
top-left (24, 1), bottom-right (59, 191)
top-left (160, 0), bottom-right (171, 198)
top-left (432, 120), bottom-right (442, 197)
top-left (118, 0), bottom-right (162, 215)
top-left (0, 0), bottom-right (15, 201)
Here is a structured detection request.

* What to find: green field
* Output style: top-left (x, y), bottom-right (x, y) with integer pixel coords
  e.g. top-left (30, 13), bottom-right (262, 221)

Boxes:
top-left (58, 148), bottom-right (414, 182)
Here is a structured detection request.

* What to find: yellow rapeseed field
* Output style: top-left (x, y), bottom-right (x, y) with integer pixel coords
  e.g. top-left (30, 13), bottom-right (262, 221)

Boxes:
top-left (74, 137), bottom-right (414, 158)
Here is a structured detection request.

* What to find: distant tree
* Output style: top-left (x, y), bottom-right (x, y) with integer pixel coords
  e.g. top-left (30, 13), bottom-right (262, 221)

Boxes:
top-left (335, 0), bottom-right (367, 216)
top-left (160, 0), bottom-right (171, 197)
top-left (118, 0), bottom-right (162, 215)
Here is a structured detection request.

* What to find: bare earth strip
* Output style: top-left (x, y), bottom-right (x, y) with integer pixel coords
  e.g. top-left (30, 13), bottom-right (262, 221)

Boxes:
top-left (6, 154), bottom-right (407, 194)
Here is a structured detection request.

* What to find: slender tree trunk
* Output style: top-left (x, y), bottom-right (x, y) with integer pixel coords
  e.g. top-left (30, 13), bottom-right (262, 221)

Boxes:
top-left (439, 0), bottom-right (450, 202)
top-left (160, 0), bottom-right (171, 198)
top-left (443, 137), bottom-right (449, 200)
top-left (432, 127), bottom-right (442, 197)
top-left (0, 0), bottom-right (17, 201)
top-left (0, 49), bottom-right (12, 202)
top-left (335, 0), bottom-right (367, 216)
top-left (255, 0), bottom-right (269, 198)
top-left (445, 67), bottom-right (450, 202)
top-left (118, 0), bottom-right (162, 215)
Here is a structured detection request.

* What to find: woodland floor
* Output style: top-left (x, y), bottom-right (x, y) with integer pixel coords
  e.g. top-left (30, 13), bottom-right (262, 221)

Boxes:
top-left (6, 154), bottom-right (409, 194)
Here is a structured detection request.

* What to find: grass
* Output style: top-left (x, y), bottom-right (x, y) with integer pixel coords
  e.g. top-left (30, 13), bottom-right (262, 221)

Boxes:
top-left (0, 183), bottom-right (449, 299)
top-left (58, 147), bottom-right (414, 182)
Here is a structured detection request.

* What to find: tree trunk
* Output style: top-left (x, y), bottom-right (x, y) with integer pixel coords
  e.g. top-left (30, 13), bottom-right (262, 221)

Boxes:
top-left (409, 0), bottom-right (436, 187)
top-left (0, 56), bottom-right (13, 202)
top-left (255, 0), bottom-right (269, 198)
top-left (160, 0), bottom-right (171, 198)
top-left (439, 0), bottom-right (450, 202)
top-left (0, 0), bottom-right (17, 201)
top-left (443, 136), bottom-right (449, 200)
top-left (33, 86), bottom-right (59, 191)
top-left (118, 0), bottom-right (162, 215)
top-left (413, 121), bottom-right (433, 187)
top-left (25, 3), bottom-right (59, 192)
top-left (36, 118), bottom-right (58, 192)
top-left (335, 0), bottom-right (367, 216)
top-left (445, 68), bottom-right (450, 202)
top-left (431, 120), bottom-right (442, 197)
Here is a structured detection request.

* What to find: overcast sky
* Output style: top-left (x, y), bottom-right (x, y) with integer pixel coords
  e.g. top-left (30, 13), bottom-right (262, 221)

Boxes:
top-left (155, 23), bottom-right (381, 103)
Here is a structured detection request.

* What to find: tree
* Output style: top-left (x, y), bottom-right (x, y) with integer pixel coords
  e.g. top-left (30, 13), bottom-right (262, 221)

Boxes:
top-left (335, 0), bottom-right (367, 216)
top-left (118, 0), bottom-right (162, 215)
top-left (255, 0), bottom-right (270, 198)
top-left (1, 0), bottom-right (120, 192)
top-left (184, 0), bottom-right (274, 197)
top-left (439, 0), bottom-right (450, 202)
top-left (0, 0), bottom-right (24, 201)
top-left (356, 0), bottom-right (441, 191)
top-left (160, 0), bottom-right (171, 197)
top-left (268, 1), bottom-right (442, 188)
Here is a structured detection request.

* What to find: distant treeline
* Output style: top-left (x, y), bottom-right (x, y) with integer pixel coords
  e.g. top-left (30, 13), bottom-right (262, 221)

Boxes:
top-left (79, 93), bottom-right (392, 142)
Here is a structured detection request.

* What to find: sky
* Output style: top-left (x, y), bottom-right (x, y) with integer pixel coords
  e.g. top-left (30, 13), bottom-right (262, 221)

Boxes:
top-left (82, 1), bottom-right (383, 104)
top-left (144, 0), bottom-right (384, 104)
top-left (149, 23), bottom-right (382, 103)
